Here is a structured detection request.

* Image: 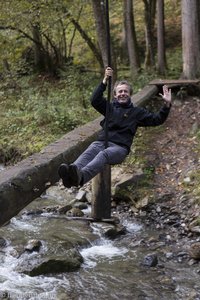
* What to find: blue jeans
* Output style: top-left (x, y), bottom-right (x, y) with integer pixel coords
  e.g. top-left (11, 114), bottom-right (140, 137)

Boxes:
top-left (73, 141), bottom-right (128, 184)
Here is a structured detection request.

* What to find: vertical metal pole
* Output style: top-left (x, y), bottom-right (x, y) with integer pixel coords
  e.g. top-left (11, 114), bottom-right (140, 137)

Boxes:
top-left (92, 0), bottom-right (112, 220)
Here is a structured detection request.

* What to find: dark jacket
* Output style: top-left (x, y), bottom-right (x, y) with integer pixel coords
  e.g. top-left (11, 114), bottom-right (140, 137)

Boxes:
top-left (91, 82), bottom-right (171, 153)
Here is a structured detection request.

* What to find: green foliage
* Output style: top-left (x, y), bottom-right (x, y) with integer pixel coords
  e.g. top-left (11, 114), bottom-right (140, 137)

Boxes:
top-left (0, 68), bottom-right (100, 164)
top-left (0, 0), bottom-right (184, 164)
top-left (0, 0), bottom-right (183, 74)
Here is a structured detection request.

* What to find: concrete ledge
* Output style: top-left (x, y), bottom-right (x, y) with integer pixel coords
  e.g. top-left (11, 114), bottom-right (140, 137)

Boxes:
top-left (0, 117), bottom-right (101, 226)
top-left (131, 85), bottom-right (158, 106)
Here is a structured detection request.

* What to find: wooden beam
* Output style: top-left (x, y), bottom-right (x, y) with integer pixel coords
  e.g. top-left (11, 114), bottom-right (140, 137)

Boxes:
top-left (33, 214), bottom-right (118, 224)
top-left (149, 79), bottom-right (200, 86)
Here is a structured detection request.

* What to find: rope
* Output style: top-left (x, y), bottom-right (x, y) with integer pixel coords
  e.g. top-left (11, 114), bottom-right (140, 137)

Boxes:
top-left (105, 0), bottom-right (112, 149)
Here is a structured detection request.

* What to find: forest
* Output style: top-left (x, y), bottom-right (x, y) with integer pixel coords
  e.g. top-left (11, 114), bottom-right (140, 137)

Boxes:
top-left (0, 0), bottom-right (200, 164)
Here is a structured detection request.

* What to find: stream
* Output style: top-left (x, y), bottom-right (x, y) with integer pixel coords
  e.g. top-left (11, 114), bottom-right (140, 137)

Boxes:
top-left (0, 164), bottom-right (4, 172)
top-left (0, 188), bottom-right (200, 300)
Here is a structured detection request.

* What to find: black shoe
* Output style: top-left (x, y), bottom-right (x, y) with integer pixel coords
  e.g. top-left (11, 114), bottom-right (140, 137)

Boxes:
top-left (68, 164), bottom-right (82, 187)
top-left (58, 163), bottom-right (72, 188)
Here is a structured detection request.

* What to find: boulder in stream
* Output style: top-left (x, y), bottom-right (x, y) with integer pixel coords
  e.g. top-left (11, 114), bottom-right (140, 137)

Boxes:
top-left (23, 248), bottom-right (83, 276)
top-left (24, 239), bottom-right (42, 253)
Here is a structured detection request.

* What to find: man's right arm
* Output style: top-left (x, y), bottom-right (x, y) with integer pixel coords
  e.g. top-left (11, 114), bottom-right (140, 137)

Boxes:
top-left (90, 67), bottom-right (113, 115)
top-left (90, 82), bottom-right (107, 115)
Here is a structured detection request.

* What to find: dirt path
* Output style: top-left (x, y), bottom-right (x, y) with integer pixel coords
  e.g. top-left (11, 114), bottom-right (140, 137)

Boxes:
top-left (152, 96), bottom-right (200, 195)
top-left (142, 95), bottom-right (200, 237)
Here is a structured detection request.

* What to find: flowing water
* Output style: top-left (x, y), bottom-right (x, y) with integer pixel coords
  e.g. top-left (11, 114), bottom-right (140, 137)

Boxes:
top-left (0, 193), bottom-right (200, 300)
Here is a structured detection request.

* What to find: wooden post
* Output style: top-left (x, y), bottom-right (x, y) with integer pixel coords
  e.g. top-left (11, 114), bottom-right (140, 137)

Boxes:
top-left (91, 0), bottom-right (112, 220)
top-left (91, 165), bottom-right (111, 220)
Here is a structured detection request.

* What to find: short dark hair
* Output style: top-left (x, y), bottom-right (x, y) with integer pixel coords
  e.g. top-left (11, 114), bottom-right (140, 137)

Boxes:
top-left (113, 80), bottom-right (133, 96)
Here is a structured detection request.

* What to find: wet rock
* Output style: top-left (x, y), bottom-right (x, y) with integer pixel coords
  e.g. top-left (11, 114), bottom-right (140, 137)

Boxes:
top-left (165, 252), bottom-right (174, 259)
top-left (23, 249), bottom-right (83, 276)
top-left (106, 224), bottom-right (126, 239)
top-left (176, 251), bottom-right (189, 262)
top-left (0, 237), bottom-right (7, 248)
top-left (75, 190), bottom-right (88, 202)
top-left (139, 210), bottom-right (147, 217)
top-left (66, 208), bottom-right (84, 217)
top-left (0, 291), bottom-right (9, 299)
top-left (188, 242), bottom-right (200, 260)
top-left (57, 204), bottom-right (72, 214)
top-left (26, 209), bottom-right (44, 215)
top-left (92, 222), bottom-right (126, 239)
top-left (25, 240), bottom-right (42, 253)
top-left (44, 205), bottom-right (60, 213)
top-left (142, 253), bottom-right (158, 267)
top-left (74, 202), bottom-right (88, 210)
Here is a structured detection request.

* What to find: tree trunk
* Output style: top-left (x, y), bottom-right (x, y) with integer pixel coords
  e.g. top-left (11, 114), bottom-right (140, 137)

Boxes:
top-left (70, 17), bottom-right (104, 69)
top-left (182, 0), bottom-right (200, 79)
top-left (32, 23), bottom-right (46, 72)
top-left (143, 0), bottom-right (157, 69)
top-left (157, 0), bottom-right (167, 74)
top-left (123, 0), bottom-right (140, 79)
top-left (91, 0), bottom-right (117, 80)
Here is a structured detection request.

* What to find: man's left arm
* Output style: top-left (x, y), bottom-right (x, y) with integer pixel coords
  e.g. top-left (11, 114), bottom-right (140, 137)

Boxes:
top-left (137, 85), bottom-right (172, 127)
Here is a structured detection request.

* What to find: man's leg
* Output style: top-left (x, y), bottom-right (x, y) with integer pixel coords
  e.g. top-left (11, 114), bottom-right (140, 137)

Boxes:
top-left (59, 141), bottom-right (105, 187)
top-left (80, 142), bottom-right (128, 184)
top-left (73, 141), bottom-right (105, 169)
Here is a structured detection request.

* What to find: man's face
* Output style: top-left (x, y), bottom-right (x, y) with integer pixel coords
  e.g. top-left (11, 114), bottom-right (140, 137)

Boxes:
top-left (115, 84), bottom-right (131, 104)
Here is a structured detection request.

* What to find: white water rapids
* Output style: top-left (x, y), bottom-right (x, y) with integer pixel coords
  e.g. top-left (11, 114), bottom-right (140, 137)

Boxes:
top-left (0, 216), bottom-right (143, 300)
top-left (0, 195), bottom-right (199, 300)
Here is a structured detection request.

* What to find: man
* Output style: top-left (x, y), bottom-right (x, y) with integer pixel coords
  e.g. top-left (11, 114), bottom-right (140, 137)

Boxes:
top-left (58, 67), bottom-right (172, 188)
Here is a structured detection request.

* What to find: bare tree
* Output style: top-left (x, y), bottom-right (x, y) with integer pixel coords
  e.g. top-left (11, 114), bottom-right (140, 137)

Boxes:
top-left (123, 0), bottom-right (140, 79)
top-left (157, 0), bottom-right (166, 74)
top-left (182, 0), bottom-right (200, 79)
top-left (0, 1), bottom-right (104, 75)
top-left (143, 0), bottom-right (157, 69)
top-left (91, 0), bottom-right (117, 79)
